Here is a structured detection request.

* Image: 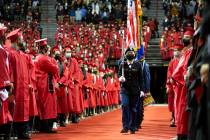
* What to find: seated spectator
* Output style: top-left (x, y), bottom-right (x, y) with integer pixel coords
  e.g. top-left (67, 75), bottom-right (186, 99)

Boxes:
top-left (75, 8), bottom-right (82, 23)
top-left (69, 8), bottom-right (76, 23)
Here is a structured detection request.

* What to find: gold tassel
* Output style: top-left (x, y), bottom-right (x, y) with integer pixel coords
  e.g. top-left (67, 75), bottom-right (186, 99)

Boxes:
top-left (144, 92), bottom-right (155, 106)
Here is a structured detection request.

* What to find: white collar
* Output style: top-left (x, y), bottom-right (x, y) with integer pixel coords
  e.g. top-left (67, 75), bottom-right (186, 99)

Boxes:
top-left (127, 60), bottom-right (134, 65)
top-left (0, 44), bottom-right (3, 49)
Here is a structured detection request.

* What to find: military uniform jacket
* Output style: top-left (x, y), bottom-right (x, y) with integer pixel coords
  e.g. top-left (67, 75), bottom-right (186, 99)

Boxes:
top-left (118, 60), bottom-right (144, 95)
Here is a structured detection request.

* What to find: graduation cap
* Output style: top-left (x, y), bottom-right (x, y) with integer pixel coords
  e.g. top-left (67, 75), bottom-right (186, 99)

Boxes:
top-left (184, 29), bottom-right (194, 38)
top-left (6, 28), bottom-right (21, 42)
top-left (125, 47), bottom-right (135, 54)
top-left (194, 15), bottom-right (202, 22)
top-left (35, 38), bottom-right (48, 47)
top-left (64, 46), bottom-right (71, 52)
top-left (52, 46), bottom-right (60, 54)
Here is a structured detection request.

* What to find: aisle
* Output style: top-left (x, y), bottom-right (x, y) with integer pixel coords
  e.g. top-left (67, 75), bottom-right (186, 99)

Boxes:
top-left (33, 105), bottom-right (176, 140)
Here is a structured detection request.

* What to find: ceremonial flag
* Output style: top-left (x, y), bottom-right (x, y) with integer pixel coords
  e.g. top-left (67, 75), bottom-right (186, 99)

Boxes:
top-left (126, 0), bottom-right (138, 49)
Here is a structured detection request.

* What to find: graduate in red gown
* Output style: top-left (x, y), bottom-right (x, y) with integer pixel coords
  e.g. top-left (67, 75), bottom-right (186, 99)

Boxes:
top-left (78, 59), bottom-right (85, 114)
top-left (172, 30), bottom-right (194, 139)
top-left (28, 56), bottom-right (38, 119)
top-left (34, 38), bottom-right (59, 133)
top-left (166, 44), bottom-right (183, 127)
top-left (6, 28), bottom-right (33, 139)
top-left (65, 48), bottom-right (82, 123)
top-left (0, 24), bottom-right (13, 139)
top-left (52, 47), bottom-right (68, 127)
top-left (64, 47), bottom-right (74, 118)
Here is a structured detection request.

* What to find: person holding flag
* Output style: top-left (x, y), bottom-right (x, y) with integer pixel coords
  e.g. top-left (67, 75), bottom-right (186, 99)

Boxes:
top-left (118, 47), bottom-right (144, 134)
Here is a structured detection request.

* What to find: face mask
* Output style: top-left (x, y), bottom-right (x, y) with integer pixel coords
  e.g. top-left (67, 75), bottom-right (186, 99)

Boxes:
top-left (126, 54), bottom-right (135, 61)
top-left (55, 54), bottom-right (60, 60)
top-left (65, 53), bottom-right (71, 58)
top-left (19, 42), bottom-right (27, 52)
top-left (12, 43), bottom-right (18, 50)
top-left (183, 38), bottom-right (190, 46)
top-left (93, 70), bottom-right (97, 74)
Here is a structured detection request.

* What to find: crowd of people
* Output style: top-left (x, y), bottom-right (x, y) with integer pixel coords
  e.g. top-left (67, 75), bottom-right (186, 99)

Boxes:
top-left (54, 19), bottom-right (153, 61)
top-left (165, 0), bottom-right (210, 139)
top-left (54, 22), bottom-right (125, 62)
top-left (0, 0), bottom-right (41, 23)
top-left (55, 0), bottom-right (127, 23)
top-left (160, 0), bottom-right (202, 60)
top-left (0, 20), bottom-right (123, 139)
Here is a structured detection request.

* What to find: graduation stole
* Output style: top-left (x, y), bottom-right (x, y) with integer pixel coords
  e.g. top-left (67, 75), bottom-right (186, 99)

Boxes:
top-left (48, 73), bottom-right (54, 94)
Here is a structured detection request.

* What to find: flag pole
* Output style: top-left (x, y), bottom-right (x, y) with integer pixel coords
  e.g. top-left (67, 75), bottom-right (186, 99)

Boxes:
top-left (120, 30), bottom-right (125, 77)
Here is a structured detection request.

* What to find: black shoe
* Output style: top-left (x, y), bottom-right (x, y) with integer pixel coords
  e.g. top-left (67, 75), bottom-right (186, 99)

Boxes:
top-left (170, 119), bottom-right (176, 127)
top-left (138, 126), bottom-right (142, 129)
top-left (170, 124), bottom-right (176, 127)
top-left (72, 118), bottom-right (80, 124)
top-left (177, 134), bottom-right (187, 140)
top-left (120, 129), bottom-right (128, 133)
top-left (46, 130), bottom-right (57, 134)
top-left (130, 130), bottom-right (135, 134)
top-left (60, 122), bottom-right (66, 127)
top-left (135, 127), bottom-right (139, 131)
top-left (18, 132), bottom-right (31, 139)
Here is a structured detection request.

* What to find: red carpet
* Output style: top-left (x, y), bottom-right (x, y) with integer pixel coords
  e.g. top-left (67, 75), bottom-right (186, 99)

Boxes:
top-left (32, 105), bottom-right (176, 140)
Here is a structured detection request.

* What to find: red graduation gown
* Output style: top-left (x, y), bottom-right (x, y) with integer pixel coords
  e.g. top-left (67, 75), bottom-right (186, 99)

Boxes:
top-left (166, 58), bottom-right (179, 112)
top-left (106, 78), bottom-right (113, 106)
top-left (9, 49), bottom-right (30, 122)
top-left (113, 77), bottom-right (120, 105)
top-left (66, 59), bottom-right (75, 113)
top-left (172, 47), bottom-right (192, 135)
top-left (82, 72), bottom-right (92, 109)
top-left (78, 68), bottom-right (85, 113)
top-left (98, 76), bottom-right (105, 107)
top-left (71, 59), bottom-right (83, 114)
top-left (35, 54), bottom-right (59, 120)
top-left (28, 56), bottom-right (38, 117)
top-left (0, 46), bottom-right (12, 125)
top-left (56, 62), bottom-right (68, 114)
top-left (94, 76), bottom-right (101, 107)
top-left (88, 74), bottom-right (96, 108)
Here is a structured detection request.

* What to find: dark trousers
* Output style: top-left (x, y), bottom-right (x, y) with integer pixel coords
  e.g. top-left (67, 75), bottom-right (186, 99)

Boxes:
top-left (39, 119), bottom-right (54, 132)
top-left (58, 114), bottom-right (66, 123)
top-left (136, 96), bottom-right (144, 129)
top-left (14, 121), bottom-right (30, 137)
top-left (0, 123), bottom-right (11, 136)
top-left (120, 93), bottom-right (139, 131)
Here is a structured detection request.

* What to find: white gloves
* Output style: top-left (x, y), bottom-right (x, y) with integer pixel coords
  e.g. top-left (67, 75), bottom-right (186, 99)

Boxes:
top-left (0, 89), bottom-right (9, 101)
top-left (119, 76), bottom-right (126, 82)
top-left (140, 91), bottom-right (144, 97)
top-left (169, 78), bottom-right (174, 84)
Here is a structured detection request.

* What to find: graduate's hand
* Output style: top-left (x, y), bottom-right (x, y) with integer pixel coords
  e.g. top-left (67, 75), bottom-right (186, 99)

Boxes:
top-left (140, 91), bottom-right (144, 97)
top-left (55, 83), bottom-right (60, 89)
top-left (29, 84), bottom-right (33, 89)
top-left (145, 92), bottom-right (150, 97)
top-left (8, 94), bottom-right (15, 103)
top-left (169, 78), bottom-right (174, 84)
top-left (64, 59), bottom-right (68, 64)
top-left (166, 88), bottom-right (170, 94)
top-left (200, 64), bottom-right (209, 84)
top-left (119, 76), bottom-right (125, 82)
top-left (5, 82), bottom-right (14, 93)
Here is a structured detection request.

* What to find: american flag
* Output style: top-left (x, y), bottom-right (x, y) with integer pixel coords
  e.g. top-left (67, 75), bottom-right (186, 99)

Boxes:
top-left (126, 0), bottom-right (138, 49)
